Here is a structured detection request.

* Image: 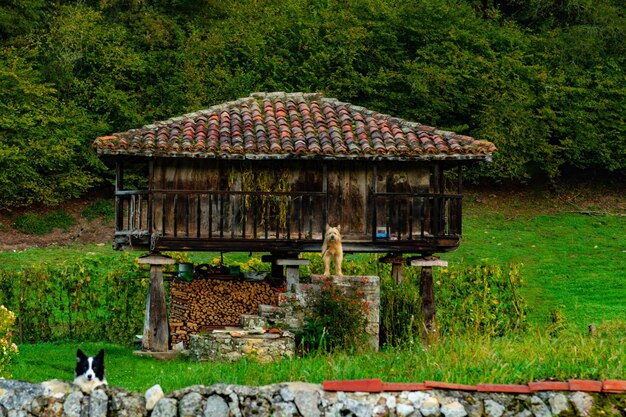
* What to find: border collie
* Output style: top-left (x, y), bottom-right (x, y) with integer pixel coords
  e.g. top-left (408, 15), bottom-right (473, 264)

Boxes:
top-left (74, 349), bottom-right (107, 393)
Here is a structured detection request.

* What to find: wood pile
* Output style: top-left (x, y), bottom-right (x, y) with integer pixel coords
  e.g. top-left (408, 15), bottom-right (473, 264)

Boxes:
top-left (169, 278), bottom-right (276, 347)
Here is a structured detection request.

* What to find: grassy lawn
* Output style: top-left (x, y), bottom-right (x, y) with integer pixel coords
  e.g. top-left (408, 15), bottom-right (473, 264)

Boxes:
top-left (445, 213), bottom-right (625, 330)
top-left (13, 323), bottom-right (626, 393)
top-left (4, 190), bottom-right (625, 391)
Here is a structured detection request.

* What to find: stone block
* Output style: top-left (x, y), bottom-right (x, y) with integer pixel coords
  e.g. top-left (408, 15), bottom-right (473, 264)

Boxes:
top-left (240, 315), bottom-right (269, 329)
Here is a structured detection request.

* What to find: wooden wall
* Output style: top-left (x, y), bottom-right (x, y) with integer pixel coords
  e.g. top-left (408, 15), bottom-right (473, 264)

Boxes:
top-left (149, 159), bottom-right (430, 241)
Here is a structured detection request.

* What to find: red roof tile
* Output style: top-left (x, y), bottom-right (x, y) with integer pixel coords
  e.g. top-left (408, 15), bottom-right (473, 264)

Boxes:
top-left (93, 92), bottom-right (496, 161)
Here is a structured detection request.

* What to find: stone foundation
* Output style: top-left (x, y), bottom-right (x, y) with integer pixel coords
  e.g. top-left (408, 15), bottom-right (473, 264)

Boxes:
top-left (190, 329), bottom-right (295, 363)
top-left (275, 275), bottom-right (380, 350)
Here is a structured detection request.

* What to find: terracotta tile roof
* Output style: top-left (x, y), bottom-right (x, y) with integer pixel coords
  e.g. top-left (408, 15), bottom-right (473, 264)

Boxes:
top-left (93, 92), bottom-right (496, 161)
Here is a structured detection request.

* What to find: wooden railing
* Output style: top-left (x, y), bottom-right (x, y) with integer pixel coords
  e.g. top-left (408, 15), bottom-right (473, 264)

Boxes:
top-left (371, 192), bottom-right (462, 241)
top-left (114, 189), bottom-right (462, 251)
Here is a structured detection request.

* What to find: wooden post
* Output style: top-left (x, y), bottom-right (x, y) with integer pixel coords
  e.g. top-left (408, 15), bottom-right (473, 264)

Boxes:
top-left (137, 253), bottom-right (176, 352)
top-left (379, 253), bottom-right (406, 284)
top-left (419, 266), bottom-right (436, 334)
top-left (391, 263), bottom-right (404, 284)
top-left (408, 257), bottom-right (449, 339)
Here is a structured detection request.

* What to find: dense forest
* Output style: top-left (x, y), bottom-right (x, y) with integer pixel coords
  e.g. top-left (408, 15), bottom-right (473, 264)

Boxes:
top-left (1, 0), bottom-right (624, 208)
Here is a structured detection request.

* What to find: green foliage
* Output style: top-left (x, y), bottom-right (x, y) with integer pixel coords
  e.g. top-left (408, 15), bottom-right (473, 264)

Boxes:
top-left (0, 0), bottom-right (624, 208)
top-left (298, 276), bottom-right (369, 354)
top-left (81, 199), bottom-right (115, 221)
top-left (0, 254), bottom-right (148, 344)
top-left (380, 263), bottom-right (527, 347)
top-left (0, 46), bottom-right (105, 208)
top-left (435, 263), bottom-right (527, 335)
top-left (379, 279), bottom-right (424, 348)
top-left (0, 305), bottom-right (18, 378)
top-left (12, 210), bottom-right (75, 235)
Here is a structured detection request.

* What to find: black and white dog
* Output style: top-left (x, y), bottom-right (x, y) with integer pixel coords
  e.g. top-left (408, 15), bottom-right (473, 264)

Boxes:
top-left (74, 349), bottom-right (107, 393)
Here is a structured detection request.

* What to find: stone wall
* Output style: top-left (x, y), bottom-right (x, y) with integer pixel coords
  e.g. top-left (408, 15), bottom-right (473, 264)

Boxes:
top-left (288, 275), bottom-right (381, 350)
top-left (189, 275), bottom-right (380, 362)
top-left (1, 378), bottom-right (623, 417)
top-left (189, 329), bottom-right (295, 363)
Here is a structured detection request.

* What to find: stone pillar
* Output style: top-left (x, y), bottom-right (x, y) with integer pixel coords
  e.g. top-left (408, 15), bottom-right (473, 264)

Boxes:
top-left (137, 253), bottom-right (176, 352)
top-left (312, 275), bottom-right (380, 350)
top-left (276, 258), bottom-right (310, 292)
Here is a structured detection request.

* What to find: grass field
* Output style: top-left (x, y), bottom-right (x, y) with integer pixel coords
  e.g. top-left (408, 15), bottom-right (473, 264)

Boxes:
top-left (12, 322), bottom-right (626, 393)
top-left (446, 213), bottom-right (625, 329)
top-left (4, 189), bottom-right (625, 391)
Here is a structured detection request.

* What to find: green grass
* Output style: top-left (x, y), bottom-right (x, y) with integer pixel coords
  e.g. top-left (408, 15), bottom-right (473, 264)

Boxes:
top-left (3, 197), bottom-right (625, 391)
top-left (12, 322), bottom-right (626, 392)
top-left (444, 213), bottom-right (625, 330)
top-left (12, 210), bottom-right (75, 235)
top-left (81, 199), bottom-right (115, 222)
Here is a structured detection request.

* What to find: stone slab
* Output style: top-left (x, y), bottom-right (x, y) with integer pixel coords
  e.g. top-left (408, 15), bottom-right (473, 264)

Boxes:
top-left (276, 259), bottom-right (311, 266)
top-left (137, 254), bottom-right (176, 265)
top-left (407, 258), bottom-right (449, 267)
top-left (132, 350), bottom-right (183, 360)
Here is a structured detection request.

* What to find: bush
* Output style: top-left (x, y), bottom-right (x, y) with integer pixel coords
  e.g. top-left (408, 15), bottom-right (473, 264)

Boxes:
top-left (0, 305), bottom-right (18, 378)
top-left (12, 210), bottom-right (75, 235)
top-left (436, 263), bottom-right (527, 336)
top-left (298, 276), bottom-right (369, 354)
top-left (0, 254), bottom-right (148, 344)
top-left (380, 262), bottom-right (527, 347)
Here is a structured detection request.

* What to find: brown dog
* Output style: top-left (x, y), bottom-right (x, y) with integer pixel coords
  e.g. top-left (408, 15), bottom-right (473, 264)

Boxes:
top-left (322, 224), bottom-right (343, 276)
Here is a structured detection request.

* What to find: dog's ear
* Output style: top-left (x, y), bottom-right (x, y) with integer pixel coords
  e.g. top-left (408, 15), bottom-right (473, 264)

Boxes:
top-left (96, 349), bottom-right (105, 362)
top-left (337, 225), bottom-right (341, 231)
top-left (77, 349), bottom-right (87, 362)
top-left (325, 223), bottom-right (330, 231)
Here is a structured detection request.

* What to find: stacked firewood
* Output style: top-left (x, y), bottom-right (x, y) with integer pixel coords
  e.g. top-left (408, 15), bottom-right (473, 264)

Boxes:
top-left (169, 278), bottom-right (276, 347)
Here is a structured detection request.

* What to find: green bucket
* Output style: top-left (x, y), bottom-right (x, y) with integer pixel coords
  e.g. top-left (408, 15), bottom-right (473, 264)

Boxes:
top-left (178, 263), bottom-right (194, 281)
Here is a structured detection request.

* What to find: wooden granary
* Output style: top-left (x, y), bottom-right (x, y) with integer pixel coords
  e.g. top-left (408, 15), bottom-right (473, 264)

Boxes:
top-left (93, 92), bottom-right (495, 258)
top-left (94, 92), bottom-right (495, 351)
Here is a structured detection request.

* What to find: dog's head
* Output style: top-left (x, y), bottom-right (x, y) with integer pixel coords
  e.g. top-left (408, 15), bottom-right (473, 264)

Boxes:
top-left (325, 224), bottom-right (342, 242)
top-left (75, 349), bottom-right (106, 391)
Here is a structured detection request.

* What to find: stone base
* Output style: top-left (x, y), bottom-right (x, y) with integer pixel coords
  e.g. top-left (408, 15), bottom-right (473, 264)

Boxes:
top-left (132, 350), bottom-right (186, 361)
top-left (190, 329), bottom-right (295, 363)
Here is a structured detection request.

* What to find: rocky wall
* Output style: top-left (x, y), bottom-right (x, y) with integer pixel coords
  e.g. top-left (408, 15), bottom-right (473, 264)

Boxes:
top-left (1, 378), bottom-right (623, 417)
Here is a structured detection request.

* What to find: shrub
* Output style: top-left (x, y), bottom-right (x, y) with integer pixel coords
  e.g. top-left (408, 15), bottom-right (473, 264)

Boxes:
top-left (81, 199), bottom-right (115, 221)
top-left (12, 210), bottom-right (75, 235)
top-left (380, 262), bottom-right (527, 347)
top-left (298, 276), bottom-right (369, 354)
top-left (0, 254), bottom-right (148, 344)
top-left (435, 263), bottom-right (527, 336)
top-left (0, 305), bottom-right (18, 378)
